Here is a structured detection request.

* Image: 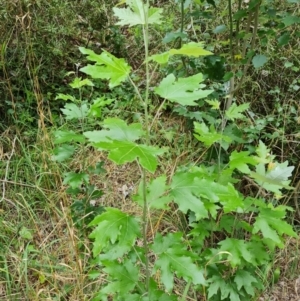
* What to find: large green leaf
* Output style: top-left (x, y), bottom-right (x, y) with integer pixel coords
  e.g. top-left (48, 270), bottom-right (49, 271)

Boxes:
top-left (133, 176), bottom-right (172, 209)
top-left (95, 140), bottom-right (164, 173)
top-left (147, 52), bottom-right (170, 64)
top-left (60, 103), bottom-right (89, 120)
top-left (169, 42), bottom-right (213, 57)
top-left (194, 122), bottom-right (232, 147)
top-left (229, 150), bottom-right (257, 174)
top-left (218, 238), bottom-right (253, 266)
top-left (69, 77), bottom-right (94, 89)
top-left (84, 118), bottom-right (144, 143)
top-left (55, 93), bottom-right (76, 102)
top-left (53, 130), bottom-right (85, 144)
top-left (234, 270), bottom-right (258, 296)
top-left (250, 161), bottom-right (294, 194)
top-left (282, 15), bottom-right (300, 26)
top-left (63, 172), bottom-right (89, 189)
top-left (79, 47), bottom-right (131, 88)
top-left (52, 144), bottom-right (76, 162)
top-left (89, 97), bottom-right (115, 118)
top-left (154, 73), bottom-right (213, 106)
top-left (255, 140), bottom-right (275, 164)
top-left (148, 279), bottom-right (178, 301)
top-left (84, 118), bottom-right (164, 173)
top-left (151, 233), bottom-right (205, 292)
top-left (170, 171), bottom-right (208, 220)
top-left (208, 275), bottom-right (240, 301)
top-left (225, 102), bottom-right (249, 121)
top-left (98, 259), bottom-right (139, 298)
top-left (113, 0), bottom-right (163, 27)
top-left (247, 239), bottom-right (270, 265)
top-left (89, 208), bottom-right (141, 259)
top-left (170, 170), bottom-right (243, 218)
top-left (253, 207), bottom-right (297, 246)
top-left (217, 183), bottom-right (245, 213)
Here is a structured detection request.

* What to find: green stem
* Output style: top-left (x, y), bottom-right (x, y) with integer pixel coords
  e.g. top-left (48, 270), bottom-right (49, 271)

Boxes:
top-left (228, 0), bottom-right (234, 63)
top-left (142, 168), bottom-right (150, 292)
top-left (142, 22), bottom-right (150, 144)
top-left (180, 0), bottom-right (187, 72)
top-left (180, 0), bottom-right (184, 49)
top-left (181, 280), bottom-right (192, 301)
top-left (235, 0), bottom-right (242, 51)
top-left (141, 0), bottom-right (151, 295)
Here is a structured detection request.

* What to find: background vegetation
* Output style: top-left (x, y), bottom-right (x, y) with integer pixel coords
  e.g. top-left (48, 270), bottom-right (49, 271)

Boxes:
top-left (0, 0), bottom-right (300, 300)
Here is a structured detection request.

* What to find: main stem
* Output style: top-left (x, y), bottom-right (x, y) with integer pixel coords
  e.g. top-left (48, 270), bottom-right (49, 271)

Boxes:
top-left (142, 0), bottom-right (151, 294)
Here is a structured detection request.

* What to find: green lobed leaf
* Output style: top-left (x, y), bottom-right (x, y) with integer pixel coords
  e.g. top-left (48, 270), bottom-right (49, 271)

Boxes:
top-left (171, 169), bottom-right (243, 217)
top-left (148, 279), bottom-right (178, 301)
top-left (194, 122), bottom-right (232, 147)
top-left (151, 233), bottom-right (206, 292)
top-left (255, 140), bottom-right (275, 164)
top-left (189, 220), bottom-right (213, 246)
top-left (266, 161), bottom-right (294, 181)
top-left (234, 270), bottom-right (258, 296)
top-left (113, 0), bottom-right (163, 27)
top-left (52, 144), bottom-right (76, 162)
top-left (55, 93), bottom-right (76, 102)
top-left (218, 183), bottom-right (245, 213)
top-left (170, 171), bottom-right (208, 220)
top-left (205, 99), bottom-right (220, 109)
top-left (225, 102), bottom-right (250, 121)
top-left (95, 140), bottom-right (165, 173)
top-left (84, 118), bottom-right (144, 143)
top-left (79, 47), bottom-right (131, 88)
top-left (88, 97), bottom-right (115, 118)
top-left (247, 239), bottom-right (270, 265)
top-left (63, 172), bottom-right (89, 189)
top-left (253, 207), bottom-right (297, 246)
top-left (89, 208), bottom-right (141, 259)
top-left (218, 238), bottom-right (253, 266)
top-left (282, 15), bottom-right (300, 26)
top-left (61, 103), bottom-right (89, 120)
top-left (53, 130), bottom-right (85, 144)
top-left (253, 216), bottom-right (281, 245)
top-left (163, 31), bottom-right (187, 44)
top-left (147, 52), bottom-right (170, 64)
top-left (69, 77), bottom-right (94, 89)
top-left (250, 161), bottom-right (294, 194)
top-left (208, 275), bottom-right (240, 301)
top-left (99, 259), bottom-right (139, 298)
top-left (169, 42), bottom-right (213, 57)
top-left (154, 73), bottom-right (213, 106)
top-left (133, 176), bottom-right (172, 209)
top-left (228, 150), bottom-right (257, 174)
